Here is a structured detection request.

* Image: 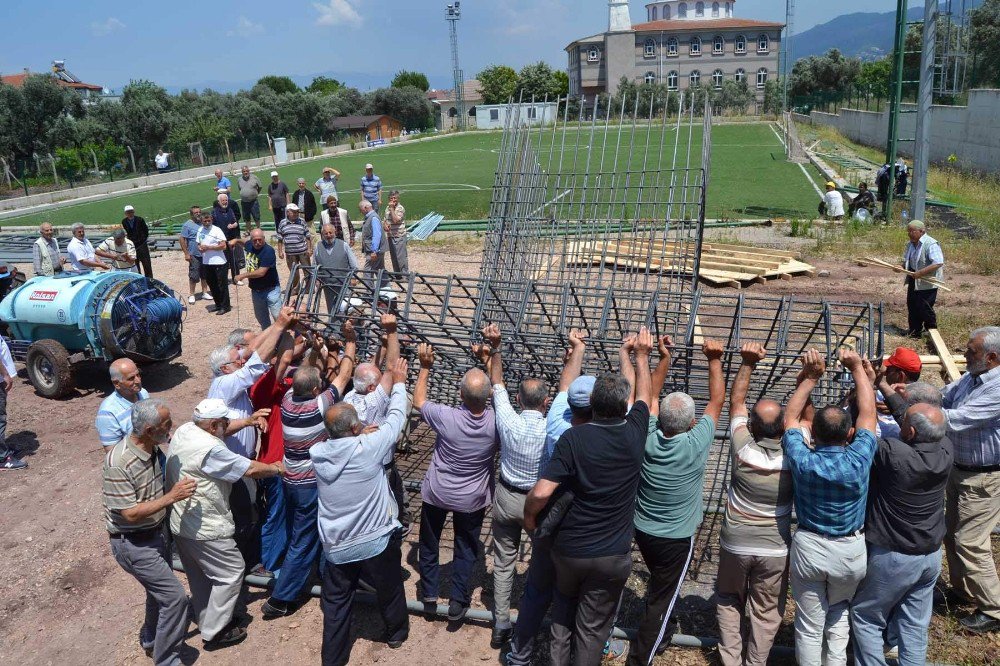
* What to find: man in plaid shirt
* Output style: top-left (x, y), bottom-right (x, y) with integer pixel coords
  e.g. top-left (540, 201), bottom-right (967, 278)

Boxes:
top-left (782, 348), bottom-right (878, 666)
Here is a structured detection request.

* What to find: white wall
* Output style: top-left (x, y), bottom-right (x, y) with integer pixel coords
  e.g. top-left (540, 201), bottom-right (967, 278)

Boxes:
top-left (797, 89), bottom-right (1000, 172)
top-left (475, 103), bottom-right (559, 130)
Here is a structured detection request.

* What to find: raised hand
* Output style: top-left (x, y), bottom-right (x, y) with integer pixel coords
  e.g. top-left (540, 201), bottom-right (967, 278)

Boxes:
top-left (390, 357), bottom-right (409, 384)
top-left (418, 343), bottom-right (435, 369)
top-left (839, 348), bottom-right (863, 373)
top-left (702, 339), bottom-right (725, 361)
top-left (483, 323), bottom-right (502, 350)
top-left (658, 335), bottom-right (675, 359)
top-left (471, 343), bottom-right (491, 366)
top-left (739, 342), bottom-right (766, 365)
top-left (801, 349), bottom-right (826, 379)
top-left (860, 357), bottom-right (877, 384)
top-left (568, 329), bottom-right (587, 351)
top-left (381, 313), bottom-right (398, 334)
top-left (634, 327), bottom-right (654, 356)
top-left (341, 319), bottom-right (357, 342)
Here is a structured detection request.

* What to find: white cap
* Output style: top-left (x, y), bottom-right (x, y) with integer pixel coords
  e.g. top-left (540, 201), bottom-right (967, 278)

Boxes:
top-left (270, 170), bottom-right (279, 177)
top-left (365, 163), bottom-right (373, 170)
top-left (285, 203), bottom-right (299, 211)
top-left (124, 205), bottom-right (134, 212)
top-left (194, 398), bottom-right (229, 420)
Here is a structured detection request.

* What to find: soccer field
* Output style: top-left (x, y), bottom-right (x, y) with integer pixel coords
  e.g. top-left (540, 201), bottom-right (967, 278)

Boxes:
top-left (4, 123), bottom-right (821, 230)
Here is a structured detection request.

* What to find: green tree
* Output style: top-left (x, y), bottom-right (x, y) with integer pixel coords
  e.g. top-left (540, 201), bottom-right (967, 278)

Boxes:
top-left (856, 58), bottom-right (892, 100)
top-left (306, 76), bottom-right (344, 95)
top-left (54, 147), bottom-right (84, 180)
top-left (789, 49), bottom-right (862, 99)
top-left (516, 62), bottom-right (560, 100)
top-left (0, 74), bottom-right (81, 162)
top-left (391, 70), bottom-right (430, 91)
top-left (121, 80), bottom-right (173, 154)
top-left (971, 0), bottom-right (1000, 86)
top-left (552, 70), bottom-right (570, 97)
top-left (365, 86), bottom-right (433, 130)
top-left (715, 79), bottom-right (754, 115)
top-left (256, 75), bottom-right (300, 95)
top-left (477, 65), bottom-right (518, 104)
top-left (762, 79), bottom-right (784, 115)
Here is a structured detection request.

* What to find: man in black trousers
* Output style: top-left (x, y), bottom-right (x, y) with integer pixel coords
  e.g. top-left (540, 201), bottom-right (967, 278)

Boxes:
top-left (122, 205), bottom-right (153, 277)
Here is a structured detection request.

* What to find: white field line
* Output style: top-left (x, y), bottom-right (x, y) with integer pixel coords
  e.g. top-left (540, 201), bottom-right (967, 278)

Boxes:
top-left (768, 122), bottom-right (823, 198)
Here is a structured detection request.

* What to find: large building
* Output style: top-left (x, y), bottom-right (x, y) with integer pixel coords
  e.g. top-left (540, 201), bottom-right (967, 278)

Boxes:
top-left (566, 1), bottom-right (782, 100)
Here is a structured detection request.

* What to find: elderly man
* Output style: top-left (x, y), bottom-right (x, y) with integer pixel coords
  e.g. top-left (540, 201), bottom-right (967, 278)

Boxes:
top-left (413, 342), bottom-right (498, 621)
top-left (384, 190), bottom-right (408, 274)
top-left (873, 346), bottom-right (922, 440)
top-left (212, 194), bottom-right (243, 286)
top-left (897, 220), bottom-right (944, 339)
top-left (267, 171), bottom-right (290, 225)
top-left (819, 182), bottom-right (845, 220)
top-left (320, 194), bottom-right (354, 242)
top-left (783, 349), bottom-right (878, 666)
top-left (233, 230), bottom-right (282, 330)
top-left (103, 399), bottom-right (194, 664)
top-left (121, 205), bottom-right (152, 277)
top-left (67, 223), bottom-right (110, 272)
top-left (313, 357), bottom-right (411, 664)
top-left (292, 178), bottom-right (317, 226)
top-left (214, 169), bottom-right (232, 196)
top-left (314, 166), bottom-right (340, 204)
top-left (237, 166), bottom-right (263, 234)
top-left (261, 326), bottom-right (356, 619)
top-left (179, 206), bottom-right (212, 305)
top-left (96, 229), bottom-right (138, 272)
top-left (524, 329), bottom-right (654, 666)
top-left (942, 326), bottom-right (1000, 634)
top-left (314, 223), bottom-right (358, 314)
top-left (276, 203), bottom-right (313, 271)
top-left (851, 385), bottom-right (952, 664)
top-left (360, 200), bottom-right (385, 289)
top-left (0, 338), bottom-right (20, 470)
top-left (473, 324), bottom-right (550, 648)
top-left (154, 149), bottom-right (170, 173)
top-left (360, 163), bottom-right (382, 211)
top-left (629, 339), bottom-right (723, 666)
top-left (714, 342), bottom-right (793, 666)
top-left (96, 358), bottom-right (150, 449)
top-left (165, 398), bottom-right (284, 650)
top-left (196, 211), bottom-right (231, 314)
top-left (33, 222), bottom-right (67, 276)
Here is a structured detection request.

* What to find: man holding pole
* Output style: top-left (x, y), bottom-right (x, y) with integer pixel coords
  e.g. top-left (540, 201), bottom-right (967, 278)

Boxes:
top-left (896, 220), bottom-right (944, 339)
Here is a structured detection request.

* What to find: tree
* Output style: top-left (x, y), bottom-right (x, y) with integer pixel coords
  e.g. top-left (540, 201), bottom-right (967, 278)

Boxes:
top-left (306, 76), bottom-right (343, 95)
top-left (477, 65), bottom-right (518, 104)
top-left (715, 79), bottom-right (754, 115)
top-left (552, 70), bottom-right (570, 97)
top-left (365, 86), bottom-right (433, 130)
top-left (762, 80), bottom-right (784, 115)
top-left (256, 75), bottom-right (300, 95)
top-left (789, 49), bottom-right (862, 99)
top-left (121, 80), bottom-right (173, 155)
top-left (970, 0), bottom-right (1000, 86)
top-left (0, 74), bottom-right (81, 162)
top-left (516, 62), bottom-right (561, 100)
top-left (54, 147), bottom-right (84, 181)
top-left (391, 70), bottom-right (430, 92)
top-left (856, 58), bottom-right (892, 100)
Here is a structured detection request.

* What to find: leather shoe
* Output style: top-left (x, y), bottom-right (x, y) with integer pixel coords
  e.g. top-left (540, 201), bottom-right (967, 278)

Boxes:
top-left (491, 625), bottom-right (512, 648)
top-left (960, 611), bottom-right (1000, 634)
top-left (447, 600), bottom-right (468, 622)
top-left (203, 625), bottom-right (247, 650)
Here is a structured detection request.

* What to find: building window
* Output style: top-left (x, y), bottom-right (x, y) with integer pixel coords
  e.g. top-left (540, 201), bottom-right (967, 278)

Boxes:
top-left (696, 2), bottom-right (705, 17)
top-left (756, 67), bottom-right (768, 88)
top-left (448, 107), bottom-right (458, 118)
top-left (527, 107), bottom-right (537, 119)
top-left (712, 69), bottom-right (724, 88)
top-left (667, 37), bottom-right (678, 55)
top-left (713, 35), bottom-right (724, 53)
top-left (667, 70), bottom-right (679, 90)
top-left (690, 70), bottom-right (701, 86)
top-left (712, 2), bottom-right (720, 17)
top-left (644, 38), bottom-right (657, 58)
top-left (650, 6), bottom-right (658, 20)
top-left (758, 34), bottom-right (769, 53)
top-left (489, 109), bottom-right (499, 121)
top-left (588, 46), bottom-right (600, 62)
top-left (663, 5), bottom-right (671, 19)
top-left (735, 68), bottom-right (746, 83)
top-left (678, 2), bottom-right (688, 18)
top-left (726, 2), bottom-right (732, 16)
top-left (735, 34), bottom-right (747, 54)
top-left (690, 36), bottom-right (701, 55)
top-left (645, 72), bottom-right (656, 85)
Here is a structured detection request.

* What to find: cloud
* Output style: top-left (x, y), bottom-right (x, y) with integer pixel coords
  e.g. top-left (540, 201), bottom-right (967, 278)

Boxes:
top-left (91, 17), bottom-right (126, 37)
top-left (227, 16), bottom-right (264, 38)
top-left (313, 0), bottom-right (363, 27)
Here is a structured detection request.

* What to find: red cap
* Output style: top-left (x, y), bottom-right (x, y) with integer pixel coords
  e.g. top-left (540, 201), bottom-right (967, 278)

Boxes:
top-left (885, 347), bottom-right (922, 374)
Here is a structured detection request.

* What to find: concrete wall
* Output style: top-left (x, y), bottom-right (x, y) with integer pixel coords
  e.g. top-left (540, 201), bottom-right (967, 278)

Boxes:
top-left (798, 89), bottom-right (1000, 172)
top-left (476, 103), bottom-right (559, 130)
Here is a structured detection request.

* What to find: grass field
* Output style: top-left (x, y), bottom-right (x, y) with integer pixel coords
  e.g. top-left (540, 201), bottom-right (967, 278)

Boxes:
top-left (3, 123), bottom-right (822, 230)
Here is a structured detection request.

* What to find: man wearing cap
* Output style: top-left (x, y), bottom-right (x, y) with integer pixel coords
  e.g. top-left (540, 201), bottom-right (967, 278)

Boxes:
top-left (360, 200), bottom-right (385, 289)
top-left (276, 203), bottom-right (313, 271)
top-left (96, 229), bottom-right (138, 272)
top-left (819, 182), bottom-right (845, 221)
top-left (314, 166), bottom-right (340, 204)
top-left (237, 166), bottom-right (263, 234)
top-left (320, 194), bottom-right (355, 243)
top-left (360, 163), bottom-right (382, 211)
top-left (875, 347), bottom-right (923, 439)
top-left (267, 171), bottom-right (290, 225)
top-left (165, 398), bottom-right (285, 650)
top-left (122, 205), bottom-right (153, 278)
top-left (896, 220), bottom-right (944, 339)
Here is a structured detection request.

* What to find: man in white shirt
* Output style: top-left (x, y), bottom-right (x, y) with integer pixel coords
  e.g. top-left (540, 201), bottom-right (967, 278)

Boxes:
top-left (66, 223), bottom-right (110, 272)
top-left (154, 149), bottom-right (170, 172)
top-left (197, 212), bottom-right (231, 314)
top-left (820, 182), bottom-right (845, 220)
top-left (95, 230), bottom-right (139, 272)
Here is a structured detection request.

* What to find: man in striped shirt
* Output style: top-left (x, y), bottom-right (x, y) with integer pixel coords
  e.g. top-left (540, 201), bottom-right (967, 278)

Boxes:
top-left (275, 203), bottom-right (313, 271)
top-left (103, 399), bottom-right (195, 665)
top-left (96, 358), bottom-right (150, 449)
top-left (261, 323), bottom-right (357, 619)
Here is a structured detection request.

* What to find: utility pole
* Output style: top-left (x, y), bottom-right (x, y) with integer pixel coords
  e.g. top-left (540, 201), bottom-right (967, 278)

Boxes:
top-left (883, 0), bottom-right (909, 220)
top-left (783, 0), bottom-right (794, 114)
top-left (446, 3), bottom-right (466, 131)
top-left (912, 0), bottom-right (937, 221)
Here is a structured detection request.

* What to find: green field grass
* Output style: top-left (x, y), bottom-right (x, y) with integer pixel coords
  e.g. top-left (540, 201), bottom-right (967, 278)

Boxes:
top-left (3, 123), bottom-right (822, 230)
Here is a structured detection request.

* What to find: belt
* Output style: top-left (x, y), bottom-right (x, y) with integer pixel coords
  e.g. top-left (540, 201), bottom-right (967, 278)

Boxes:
top-left (109, 524), bottom-right (164, 541)
top-left (798, 525), bottom-right (864, 539)
top-left (498, 475), bottom-right (531, 495)
top-left (955, 462), bottom-right (1000, 473)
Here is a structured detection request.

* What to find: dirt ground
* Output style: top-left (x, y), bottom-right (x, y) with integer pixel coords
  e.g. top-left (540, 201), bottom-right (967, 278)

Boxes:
top-left (0, 228), bottom-right (996, 665)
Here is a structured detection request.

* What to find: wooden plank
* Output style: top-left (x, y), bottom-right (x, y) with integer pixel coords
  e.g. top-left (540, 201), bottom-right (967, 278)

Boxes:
top-left (708, 242), bottom-right (801, 259)
top-left (698, 273), bottom-right (741, 289)
top-left (702, 251), bottom-right (785, 269)
top-left (699, 259), bottom-right (768, 275)
top-left (928, 329), bottom-right (963, 382)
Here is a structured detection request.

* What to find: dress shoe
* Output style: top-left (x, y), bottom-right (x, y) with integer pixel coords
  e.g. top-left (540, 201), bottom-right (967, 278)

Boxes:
top-left (203, 625), bottom-right (247, 650)
top-left (960, 611), bottom-right (1000, 634)
top-left (261, 598), bottom-right (293, 619)
top-left (491, 625), bottom-right (513, 649)
top-left (447, 600), bottom-right (468, 621)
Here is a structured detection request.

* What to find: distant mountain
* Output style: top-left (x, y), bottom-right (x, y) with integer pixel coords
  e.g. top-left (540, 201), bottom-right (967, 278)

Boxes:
top-left (159, 70), bottom-right (452, 95)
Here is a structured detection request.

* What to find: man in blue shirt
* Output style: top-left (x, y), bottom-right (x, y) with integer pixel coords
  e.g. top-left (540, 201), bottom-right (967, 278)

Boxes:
top-left (360, 163), bottom-right (382, 211)
top-left (179, 206), bottom-right (211, 305)
top-left (782, 348), bottom-right (878, 666)
top-left (233, 229), bottom-right (282, 330)
top-left (360, 200), bottom-right (385, 290)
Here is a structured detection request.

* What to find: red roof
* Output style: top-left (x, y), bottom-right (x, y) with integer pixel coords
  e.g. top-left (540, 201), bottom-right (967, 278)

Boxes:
top-left (1, 72), bottom-right (102, 91)
top-left (632, 18), bottom-right (784, 31)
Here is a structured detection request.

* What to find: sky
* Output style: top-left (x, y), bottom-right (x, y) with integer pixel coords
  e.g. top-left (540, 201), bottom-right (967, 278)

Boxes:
top-left (0, 0), bottom-right (901, 93)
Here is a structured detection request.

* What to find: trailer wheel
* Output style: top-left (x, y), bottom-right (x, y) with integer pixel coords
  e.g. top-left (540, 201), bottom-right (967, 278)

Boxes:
top-left (26, 339), bottom-right (75, 398)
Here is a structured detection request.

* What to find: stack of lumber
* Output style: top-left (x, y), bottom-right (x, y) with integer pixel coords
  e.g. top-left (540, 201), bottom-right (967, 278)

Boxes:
top-left (564, 240), bottom-right (816, 289)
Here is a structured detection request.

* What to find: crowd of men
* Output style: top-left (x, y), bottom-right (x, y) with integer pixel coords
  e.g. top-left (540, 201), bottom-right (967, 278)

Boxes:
top-left (80, 291), bottom-right (1000, 666)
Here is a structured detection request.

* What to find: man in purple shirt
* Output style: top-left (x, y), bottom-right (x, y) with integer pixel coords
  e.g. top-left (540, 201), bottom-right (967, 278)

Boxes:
top-left (413, 342), bottom-right (498, 621)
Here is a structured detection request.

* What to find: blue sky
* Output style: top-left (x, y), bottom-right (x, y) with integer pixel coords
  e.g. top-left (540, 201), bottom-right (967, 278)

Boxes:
top-left (1, 0), bottom-right (899, 92)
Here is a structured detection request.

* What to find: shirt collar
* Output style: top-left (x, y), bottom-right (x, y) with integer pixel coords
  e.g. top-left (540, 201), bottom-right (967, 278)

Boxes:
top-left (125, 435), bottom-right (152, 462)
top-left (974, 365), bottom-right (1000, 386)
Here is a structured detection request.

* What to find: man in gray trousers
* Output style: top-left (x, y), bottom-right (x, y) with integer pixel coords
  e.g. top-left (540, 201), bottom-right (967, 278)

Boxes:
top-left (360, 200), bottom-right (385, 291)
top-left (314, 223), bottom-right (359, 314)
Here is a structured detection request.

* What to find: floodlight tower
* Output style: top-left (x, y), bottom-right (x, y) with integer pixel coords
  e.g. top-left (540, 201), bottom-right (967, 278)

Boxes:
top-left (446, 2), bottom-right (466, 131)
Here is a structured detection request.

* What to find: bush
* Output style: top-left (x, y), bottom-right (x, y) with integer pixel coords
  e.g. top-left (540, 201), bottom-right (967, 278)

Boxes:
top-left (54, 148), bottom-right (84, 181)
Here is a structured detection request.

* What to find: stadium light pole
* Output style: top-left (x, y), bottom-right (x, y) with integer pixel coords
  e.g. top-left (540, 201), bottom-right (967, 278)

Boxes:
top-left (446, 3), bottom-right (466, 131)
